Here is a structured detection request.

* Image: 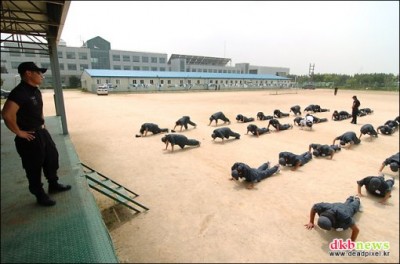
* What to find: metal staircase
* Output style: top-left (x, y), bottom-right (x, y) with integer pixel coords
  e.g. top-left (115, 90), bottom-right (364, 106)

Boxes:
top-left (81, 163), bottom-right (149, 213)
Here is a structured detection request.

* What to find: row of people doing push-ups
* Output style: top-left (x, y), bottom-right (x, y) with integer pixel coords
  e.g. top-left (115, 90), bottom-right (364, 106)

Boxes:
top-left (229, 152), bottom-right (398, 242)
top-left (133, 114), bottom-right (398, 242)
top-left (134, 112), bottom-right (399, 147)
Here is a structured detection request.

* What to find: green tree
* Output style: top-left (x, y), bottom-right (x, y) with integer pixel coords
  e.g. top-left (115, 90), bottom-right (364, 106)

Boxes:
top-left (69, 76), bottom-right (80, 88)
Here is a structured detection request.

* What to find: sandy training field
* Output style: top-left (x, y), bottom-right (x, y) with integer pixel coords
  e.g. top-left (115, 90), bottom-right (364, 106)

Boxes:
top-left (43, 88), bottom-right (399, 263)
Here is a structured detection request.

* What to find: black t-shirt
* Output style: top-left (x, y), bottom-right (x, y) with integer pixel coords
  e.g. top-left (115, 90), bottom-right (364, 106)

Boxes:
top-left (7, 81), bottom-right (44, 130)
top-left (335, 131), bottom-right (360, 144)
top-left (384, 153), bottom-right (399, 165)
top-left (279, 152), bottom-right (300, 166)
top-left (312, 202), bottom-right (355, 230)
top-left (357, 176), bottom-right (392, 197)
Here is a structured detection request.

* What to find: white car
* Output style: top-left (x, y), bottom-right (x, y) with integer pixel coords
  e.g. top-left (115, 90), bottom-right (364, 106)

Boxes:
top-left (97, 85), bottom-right (109, 95)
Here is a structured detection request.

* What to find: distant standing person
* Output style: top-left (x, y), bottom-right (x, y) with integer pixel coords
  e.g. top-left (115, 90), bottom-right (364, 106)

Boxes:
top-left (350, 95), bottom-right (360, 124)
top-left (1, 62), bottom-right (71, 207)
top-left (334, 87), bottom-right (338, 96)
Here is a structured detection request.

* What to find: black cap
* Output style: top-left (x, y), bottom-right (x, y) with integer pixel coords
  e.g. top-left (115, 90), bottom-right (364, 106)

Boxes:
top-left (18, 62), bottom-right (47, 74)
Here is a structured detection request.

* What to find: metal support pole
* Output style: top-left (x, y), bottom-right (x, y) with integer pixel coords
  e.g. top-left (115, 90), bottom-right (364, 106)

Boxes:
top-left (48, 37), bottom-right (69, 135)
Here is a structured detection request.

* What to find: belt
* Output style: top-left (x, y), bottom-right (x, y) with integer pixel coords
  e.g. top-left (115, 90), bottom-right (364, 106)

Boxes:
top-left (26, 125), bottom-right (45, 131)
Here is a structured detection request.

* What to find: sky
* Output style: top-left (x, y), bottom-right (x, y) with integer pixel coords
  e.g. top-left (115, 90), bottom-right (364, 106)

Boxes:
top-left (60, 1), bottom-right (399, 76)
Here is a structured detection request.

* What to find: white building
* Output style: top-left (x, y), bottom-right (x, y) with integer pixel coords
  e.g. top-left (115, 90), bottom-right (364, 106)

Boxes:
top-left (1, 36), bottom-right (290, 90)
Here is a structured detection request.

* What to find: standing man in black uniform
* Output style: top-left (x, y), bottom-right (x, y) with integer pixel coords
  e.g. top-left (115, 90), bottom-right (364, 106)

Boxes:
top-left (351, 95), bottom-right (360, 124)
top-left (2, 62), bottom-right (71, 207)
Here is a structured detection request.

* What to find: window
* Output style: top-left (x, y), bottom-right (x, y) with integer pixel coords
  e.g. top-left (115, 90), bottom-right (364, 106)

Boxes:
top-left (167, 80), bottom-right (171, 84)
top-left (116, 80), bottom-right (120, 85)
top-left (80, 64), bottom-right (89, 71)
top-left (142, 66), bottom-right (149, 71)
top-left (151, 57), bottom-right (157, 63)
top-left (58, 52), bottom-right (63, 58)
top-left (192, 69), bottom-right (196, 72)
top-left (123, 55), bottom-right (130, 62)
top-left (132, 56), bottom-right (140, 62)
top-left (160, 80), bottom-right (164, 84)
top-left (112, 55), bottom-right (120, 61)
top-left (159, 58), bottom-right (166, 63)
top-left (59, 63), bottom-right (64, 70)
top-left (142, 56), bottom-right (149, 63)
top-left (150, 80), bottom-right (154, 84)
top-left (197, 80), bottom-right (200, 84)
top-left (188, 80), bottom-right (191, 84)
top-left (159, 67), bottom-right (166, 71)
top-left (124, 66), bottom-right (131, 70)
top-left (180, 80), bottom-right (183, 85)
top-left (79, 53), bottom-right (88, 60)
top-left (113, 65), bottom-right (121, 70)
top-left (151, 67), bottom-right (157, 71)
top-left (97, 79), bottom-right (101, 84)
top-left (67, 64), bottom-right (77, 70)
top-left (66, 52), bottom-right (76, 59)
top-left (140, 80), bottom-right (144, 84)
top-left (132, 80), bottom-right (137, 84)
top-left (133, 66), bottom-right (140, 70)
top-left (91, 58), bottom-right (98, 63)
top-left (39, 53), bottom-right (49, 58)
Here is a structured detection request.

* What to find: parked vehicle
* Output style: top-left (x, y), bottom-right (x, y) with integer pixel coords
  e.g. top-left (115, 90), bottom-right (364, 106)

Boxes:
top-left (97, 85), bottom-right (109, 95)
top-left (1, 89), bottom-right (11, 99)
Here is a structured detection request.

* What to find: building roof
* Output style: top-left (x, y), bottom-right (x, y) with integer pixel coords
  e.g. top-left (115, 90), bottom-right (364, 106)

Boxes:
top-left (1, 1), bottom-right (70, 55)
top-left (83, 69), bottom-right (290, 80)
top-left (168, 54), bottom-right (231, 66)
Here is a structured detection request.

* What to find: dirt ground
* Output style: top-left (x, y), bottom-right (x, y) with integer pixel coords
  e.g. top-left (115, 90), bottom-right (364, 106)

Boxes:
top-left (43, 88), bottom-right (399, 263)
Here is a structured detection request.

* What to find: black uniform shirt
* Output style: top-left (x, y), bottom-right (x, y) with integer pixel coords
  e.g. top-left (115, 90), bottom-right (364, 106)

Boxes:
top-left (357, 176), bottom-right (392, 197)
top-left (7, 81), bottom-right (44, 130)
top-left (279, 152), bottom-right (300, 166)
top-left (335, 131), bottom-right (360, 144)
top-left (312, 202), bottom-right (355, 230)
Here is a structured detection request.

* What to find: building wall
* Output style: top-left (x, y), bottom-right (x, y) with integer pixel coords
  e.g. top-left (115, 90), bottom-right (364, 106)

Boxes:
top-left (1, 36), bottom-right (290, 90)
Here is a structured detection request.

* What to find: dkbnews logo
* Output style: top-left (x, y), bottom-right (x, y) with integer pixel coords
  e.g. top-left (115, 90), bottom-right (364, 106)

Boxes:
top-left (329, 239), bottom-right (390, 251)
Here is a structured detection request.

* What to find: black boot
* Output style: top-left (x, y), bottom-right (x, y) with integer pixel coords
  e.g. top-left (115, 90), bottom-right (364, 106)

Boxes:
top-left (36, 193), bottom-right (56, 206)
top-left (48, 182), bottom-right (72, 194)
